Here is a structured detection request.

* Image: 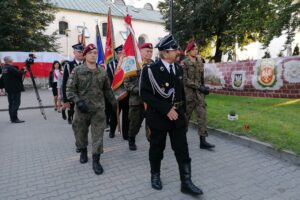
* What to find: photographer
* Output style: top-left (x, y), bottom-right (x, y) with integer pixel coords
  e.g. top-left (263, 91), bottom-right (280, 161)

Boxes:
top-left (2, 56), bottom-right (26, 123)
top-left (182, 41), bottom-right (215, 149)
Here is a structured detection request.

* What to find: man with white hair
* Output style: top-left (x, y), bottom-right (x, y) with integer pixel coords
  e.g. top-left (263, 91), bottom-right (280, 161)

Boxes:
top-left (2, 56), bottom-right (26, 123)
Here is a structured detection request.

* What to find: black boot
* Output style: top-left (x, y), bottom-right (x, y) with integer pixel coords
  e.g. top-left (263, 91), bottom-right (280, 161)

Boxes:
top-left (67, 110), bottom-right (72, 124)
top-left (200, 136), bottom-right (215, 149)
top-left (62, 109), bottom-right (67, 120)
top-left (128, 136), bottom-right (137, 151)
top-left (79, 148), bottom-right (88, 163)
top-left (179, 163), bottom-right (203, 195)
top-left (75, 143), bottom-right (81, 153)
top-left (11, 119), bottom-right (25, 123)
top-left (150, 160), bottom-right (162, 190)
top-left (109, 130), bottom-right (115, 138)
top-left (92, 154), bottom-right (104, 175)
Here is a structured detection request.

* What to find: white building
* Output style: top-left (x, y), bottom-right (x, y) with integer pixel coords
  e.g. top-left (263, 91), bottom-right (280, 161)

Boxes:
top-left (46, 0), bottom-right (299, 61)
top-left (47, 0), bottom-right (167, 59)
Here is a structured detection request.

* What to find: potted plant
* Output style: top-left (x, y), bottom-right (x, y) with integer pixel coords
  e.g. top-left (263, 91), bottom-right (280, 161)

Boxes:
top-left (228, 110), bottom-right (238, 121)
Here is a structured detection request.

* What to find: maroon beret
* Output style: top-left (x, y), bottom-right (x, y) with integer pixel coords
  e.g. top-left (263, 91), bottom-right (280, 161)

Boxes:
top-left (139, 43), bottom-right (153, 49)
top-left (83, 43), bottom-right (97, 56)
top-left (185, 41), bottom-right (197, 52)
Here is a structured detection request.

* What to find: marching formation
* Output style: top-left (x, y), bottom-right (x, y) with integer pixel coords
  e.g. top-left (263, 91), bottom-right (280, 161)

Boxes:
top-left (47, 33), bottom-right (214, 196)
top-left (0, 14), bottom-right (215, 196)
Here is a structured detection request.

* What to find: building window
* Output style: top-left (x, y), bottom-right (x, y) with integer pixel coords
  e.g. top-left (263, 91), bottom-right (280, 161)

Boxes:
top-left (144, 3), bottom-right (153, 10)
top-left (59, 21), bottom-right (68, 35)
top-left (138, 36), bottom-right (146, 45)
top-left (115, 0), bottom-right (125, 5)
top-left (102, 23), bottom-right (107, 37)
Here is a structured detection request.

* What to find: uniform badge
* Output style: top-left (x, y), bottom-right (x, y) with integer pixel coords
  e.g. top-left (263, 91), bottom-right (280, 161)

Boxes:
top-left (165, 82), bottom-right (169, 87)
top-left (160, 66), bottom-right (164, 71)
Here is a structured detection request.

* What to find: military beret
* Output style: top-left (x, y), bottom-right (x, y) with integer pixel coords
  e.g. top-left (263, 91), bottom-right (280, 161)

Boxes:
top-left (72, 43), bottom-right (84, 51)
top-left (114, 45), bottom-right (124, 53)
top-left (155, 34), bottom-right (178, 51)
top-left (139, 43), bottom-right (153, 49)
top-left (83, 43), bottom-right (97, 56)
top-left (185, 41), bottom-right (197, 52)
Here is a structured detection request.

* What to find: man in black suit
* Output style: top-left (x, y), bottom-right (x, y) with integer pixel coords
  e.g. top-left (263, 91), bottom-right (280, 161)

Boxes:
top-left (140, 35), bottom-right (203, 195)
top-left (106, 45), bottom-right (130, 140)
top-left (62, 43), bottom-right (84, 125)
top-left (2, 56), bottom-right (26, 123)
top-left (61, 43), bottom-right (84, 153)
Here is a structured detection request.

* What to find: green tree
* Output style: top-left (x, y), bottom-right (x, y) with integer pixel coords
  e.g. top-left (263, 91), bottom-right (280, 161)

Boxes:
top-left (0, 0), bottom-right (58, 51)
top-left (277, 51), bottom-right (284, 57)
top-left (262, 51), bottom-right (271, 59)
top-left (158, 0), bottom-right (300, 62)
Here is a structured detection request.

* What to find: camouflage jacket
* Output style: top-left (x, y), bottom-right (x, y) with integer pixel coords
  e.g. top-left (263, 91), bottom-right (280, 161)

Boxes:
top-left (182, 57), bottom-right (205, 100)
top-left (124, 61), bottom-right (153, 106)
top-left (66, 63), bottom-right (117, 111)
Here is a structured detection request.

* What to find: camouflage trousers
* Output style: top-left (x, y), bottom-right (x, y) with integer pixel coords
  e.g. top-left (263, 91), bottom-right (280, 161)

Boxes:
top-left (128, 104), bottom-right (144, 137)
top-left (72, 107), bottom-right (106, 154)
top-left (185, 96), bottom-right (208, 137)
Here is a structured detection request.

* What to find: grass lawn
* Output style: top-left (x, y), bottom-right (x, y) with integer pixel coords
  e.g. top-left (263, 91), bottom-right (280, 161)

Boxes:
top-left (192, 94), bottom-right (300, 154)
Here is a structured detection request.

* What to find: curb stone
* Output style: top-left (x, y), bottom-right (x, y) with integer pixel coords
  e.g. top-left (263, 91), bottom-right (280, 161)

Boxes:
top-left (190, 122), bottom-right (300, 166)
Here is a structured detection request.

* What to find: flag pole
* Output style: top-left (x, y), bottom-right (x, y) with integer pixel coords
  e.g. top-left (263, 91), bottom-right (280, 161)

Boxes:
top-left (106, 0), bottom-right (126, 16)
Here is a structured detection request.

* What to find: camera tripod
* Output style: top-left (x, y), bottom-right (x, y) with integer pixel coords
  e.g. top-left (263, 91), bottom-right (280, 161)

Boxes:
top-left (25, 61), bottom-right (47, 120)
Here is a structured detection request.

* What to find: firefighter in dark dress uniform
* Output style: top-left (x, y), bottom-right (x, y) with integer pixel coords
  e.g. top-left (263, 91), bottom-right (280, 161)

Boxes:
top-left (62, 43), bottom-right (84, 153)
top-left (106, 45), bottom-right (130, 140)
top-left (140, 35), bottom-right (203, 195)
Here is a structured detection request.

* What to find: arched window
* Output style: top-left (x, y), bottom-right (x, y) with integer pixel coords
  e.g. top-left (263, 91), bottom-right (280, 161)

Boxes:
top-left (115, 0), bottom-right (125, 5)
top-left (59, 21), bottom-right (68, 35)
top-left (144, 3), bottom-right (153, 10)
top-left (102, 23), bottom-right (107, 37)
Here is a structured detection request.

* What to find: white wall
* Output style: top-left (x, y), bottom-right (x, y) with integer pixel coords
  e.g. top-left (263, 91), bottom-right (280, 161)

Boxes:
top-left (221, 31), bottom-right (300, 62)
top-left (124, 0), bottom-right (161, 10)
top-left (45, 9), bottom-right (168, 59)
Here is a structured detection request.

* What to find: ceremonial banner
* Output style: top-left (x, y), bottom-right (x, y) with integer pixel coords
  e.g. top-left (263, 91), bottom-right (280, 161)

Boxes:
top-left (111, 14), bottom-right (142, 91)
top-left (120, 15), bottom-right (142, 78)
top-left (96, 24), bottom-right (105, 65)
top-left (104, 8), bottom-right (115, 67)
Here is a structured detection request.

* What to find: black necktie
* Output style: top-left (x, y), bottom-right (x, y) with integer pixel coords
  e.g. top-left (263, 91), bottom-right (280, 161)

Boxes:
top-left (170, 64), bottom-right (175, 77)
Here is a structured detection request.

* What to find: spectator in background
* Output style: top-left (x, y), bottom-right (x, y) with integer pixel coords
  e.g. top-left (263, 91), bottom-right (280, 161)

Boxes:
top-left (49, 61), bottom-right (62, 112)
top-left (59, 60), bottom-right (68, 120)
top-left (2, 56), bottom-right (26, 123)
top-left (0, 60), bottom-right (5, 95)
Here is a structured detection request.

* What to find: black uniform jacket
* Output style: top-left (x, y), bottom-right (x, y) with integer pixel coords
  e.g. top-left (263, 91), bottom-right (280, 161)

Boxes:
top-left (106, 59), bottom-right (118, 85)
top-left (62, 60), bottom-right (80, 102)
top-left (140, 59), bottom-right (187, 131)
top-left (2, 65), bottom-right (24, 93)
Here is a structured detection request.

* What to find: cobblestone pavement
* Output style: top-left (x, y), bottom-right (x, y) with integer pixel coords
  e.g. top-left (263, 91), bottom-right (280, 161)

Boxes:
top-left (0, 91), bottom-right (299, 200)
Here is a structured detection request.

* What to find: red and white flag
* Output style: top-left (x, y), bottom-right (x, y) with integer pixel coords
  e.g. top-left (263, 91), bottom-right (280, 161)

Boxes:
top-left (112, 14), bottom-right (142, 90)
top-left (0, 52), bottom-right (67, 78)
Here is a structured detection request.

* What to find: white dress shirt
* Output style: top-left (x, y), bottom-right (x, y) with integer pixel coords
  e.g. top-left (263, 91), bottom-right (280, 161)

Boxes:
top-left (161, 59), bottom-right (176, 75)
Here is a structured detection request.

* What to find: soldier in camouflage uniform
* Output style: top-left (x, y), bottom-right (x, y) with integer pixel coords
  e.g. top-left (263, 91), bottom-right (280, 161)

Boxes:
top-left (124, 43), bottom-right (154, 150)
top-left (182, 41), bottom-right (215, 150)
top-left (67, 44), bottom-right (117, 175)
